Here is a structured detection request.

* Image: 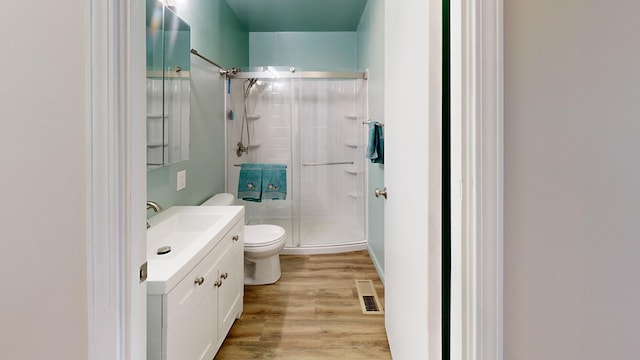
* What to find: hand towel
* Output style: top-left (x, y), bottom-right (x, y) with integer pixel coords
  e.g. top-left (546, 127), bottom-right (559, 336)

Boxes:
top-left (365, 121), bottom-right (384, 164)
top-left (261, 164), bottom-right (287, 200)
top-left (238, 163), bottom-right (262, 202)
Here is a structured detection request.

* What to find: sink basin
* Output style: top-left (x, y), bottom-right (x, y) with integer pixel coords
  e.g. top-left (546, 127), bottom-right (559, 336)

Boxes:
top-left (146, 205), bottom-right (244, 294)
top-left (147, 212), bottom-right (223, 259)
top-left (157, 212), bottom-right (224, 233)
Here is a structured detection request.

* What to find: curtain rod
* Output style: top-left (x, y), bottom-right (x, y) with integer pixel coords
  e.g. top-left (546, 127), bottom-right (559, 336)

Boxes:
top-left (190, 49), bottom-right (236, 76)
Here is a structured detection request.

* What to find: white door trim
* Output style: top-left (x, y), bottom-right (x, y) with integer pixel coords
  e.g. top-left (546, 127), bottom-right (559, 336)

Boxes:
top-left (87, 0), bottom-right (146, 359)
top-left (456, 0), bottom-right (504, 359)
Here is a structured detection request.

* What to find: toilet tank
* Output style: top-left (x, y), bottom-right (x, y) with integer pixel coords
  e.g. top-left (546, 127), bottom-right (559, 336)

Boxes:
top-left (201, 193), bottom-right (234, 206)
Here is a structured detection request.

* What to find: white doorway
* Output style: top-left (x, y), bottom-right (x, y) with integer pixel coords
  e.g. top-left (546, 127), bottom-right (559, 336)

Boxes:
top-left (87, 0), bottom-right (148, 359)
top-left (89, 0), bottom-right (506, 359)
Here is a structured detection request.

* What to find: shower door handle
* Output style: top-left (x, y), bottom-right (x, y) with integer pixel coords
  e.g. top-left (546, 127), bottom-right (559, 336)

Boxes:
top-left (301, 161), bottom-right (354, 166)
top-left (375, 188), bottom-right (387, 199)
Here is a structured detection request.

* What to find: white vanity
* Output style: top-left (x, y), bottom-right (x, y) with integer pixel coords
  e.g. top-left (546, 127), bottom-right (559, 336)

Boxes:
top-left (146, 206), bottom-right (245, 360)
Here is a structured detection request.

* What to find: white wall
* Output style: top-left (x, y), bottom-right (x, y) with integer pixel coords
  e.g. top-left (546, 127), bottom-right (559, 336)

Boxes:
top-left (0, 1), bottom-right (89, 359)
top-left (504, 1), bottom-right (640, 358)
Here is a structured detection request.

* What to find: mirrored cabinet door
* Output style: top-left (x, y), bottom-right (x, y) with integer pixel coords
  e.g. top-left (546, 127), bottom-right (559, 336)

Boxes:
top-left (146, 0), bottom-right (191, 170)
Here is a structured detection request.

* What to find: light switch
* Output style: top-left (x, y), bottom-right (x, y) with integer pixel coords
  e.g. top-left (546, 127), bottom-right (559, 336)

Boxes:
top-left (177, 170), bottom-right (186, 191)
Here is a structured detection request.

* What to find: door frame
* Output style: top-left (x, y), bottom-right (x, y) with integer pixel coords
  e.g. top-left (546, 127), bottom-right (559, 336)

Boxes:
top-left (87, 0), bottom-right (505, 358)
top-left (87, 0), bottom-right (147, 359)
top-left (452, 0), bottom-right (504, 359)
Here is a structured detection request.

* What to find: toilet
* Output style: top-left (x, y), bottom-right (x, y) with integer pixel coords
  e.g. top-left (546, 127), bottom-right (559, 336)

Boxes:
top-left (201, 193), bottom-right (287, 285)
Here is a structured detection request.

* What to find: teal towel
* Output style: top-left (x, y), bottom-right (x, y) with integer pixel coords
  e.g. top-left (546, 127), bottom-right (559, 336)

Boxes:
top-left (365, 121), bottom-right (384, 164)
top-left (261, 164), bottom-right (287, 200)
top-left (238, 163), bottom-right (262, 202)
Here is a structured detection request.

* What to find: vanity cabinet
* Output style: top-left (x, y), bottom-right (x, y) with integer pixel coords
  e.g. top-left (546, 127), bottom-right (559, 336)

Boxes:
top-left (147, 220), bottom-right (244, 360)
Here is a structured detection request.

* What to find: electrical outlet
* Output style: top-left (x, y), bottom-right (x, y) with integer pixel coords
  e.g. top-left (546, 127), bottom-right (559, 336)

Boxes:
top-left (177, 170), bottom-right (186, 191)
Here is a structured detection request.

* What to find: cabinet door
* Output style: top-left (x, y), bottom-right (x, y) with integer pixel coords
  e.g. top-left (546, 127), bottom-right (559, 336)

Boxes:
top-left (217, 237), bottom-right (244, 339)
top-left (165, 253), bottom-right (220, 360)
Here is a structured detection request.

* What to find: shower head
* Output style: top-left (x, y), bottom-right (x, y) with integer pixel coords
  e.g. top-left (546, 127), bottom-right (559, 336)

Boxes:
top-left (254, 80), bottom-right (266, 91)
top-left (244, 78), bottom-right (258, 97)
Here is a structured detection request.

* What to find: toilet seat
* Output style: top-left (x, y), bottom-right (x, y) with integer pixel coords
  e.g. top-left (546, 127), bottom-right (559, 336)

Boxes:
top-left (244, 224), bottom-right (286, 248)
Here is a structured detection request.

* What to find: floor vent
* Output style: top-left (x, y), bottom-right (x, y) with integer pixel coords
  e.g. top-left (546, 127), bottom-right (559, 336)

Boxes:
top-left (355, 280), bottom-right (384, 314)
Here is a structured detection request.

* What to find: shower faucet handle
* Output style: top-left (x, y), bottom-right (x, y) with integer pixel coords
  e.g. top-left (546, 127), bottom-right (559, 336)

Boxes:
top-left (236, 142), bottom-right (248, 157)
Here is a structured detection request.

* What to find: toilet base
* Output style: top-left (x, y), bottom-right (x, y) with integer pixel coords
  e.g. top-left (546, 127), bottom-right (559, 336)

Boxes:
top-left (244, 253), bottom-right (282, 285)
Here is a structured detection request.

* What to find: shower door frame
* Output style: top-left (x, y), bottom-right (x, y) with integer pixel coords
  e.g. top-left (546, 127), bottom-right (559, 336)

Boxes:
top-left (226, 70), bottom-right (370, 254)
top-left (293, 77), bottom-right (368, 249)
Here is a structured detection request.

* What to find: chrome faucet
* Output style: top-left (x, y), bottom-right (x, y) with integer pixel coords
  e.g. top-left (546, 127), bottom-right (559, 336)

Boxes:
top-left (147, 201), bottom-right (162, 212)
top-left (146, 201), bottom-right (163, 229)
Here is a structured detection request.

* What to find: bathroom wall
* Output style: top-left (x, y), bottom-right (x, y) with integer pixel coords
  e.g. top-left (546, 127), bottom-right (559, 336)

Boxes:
top-left (357, 0), bottom-right (385, 279)
top-left (147, 0), bottom-right (249, 208)
top-left (504, 0), bottom-right (640, 358)
top-left (0, 1), bottom-right (89, 358)
top-left (249, 32), bottom-right (358, 71)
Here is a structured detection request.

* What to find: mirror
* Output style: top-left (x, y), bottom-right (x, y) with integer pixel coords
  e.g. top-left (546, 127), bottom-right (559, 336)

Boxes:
top-left (146, 0), bottom-right (191, 170)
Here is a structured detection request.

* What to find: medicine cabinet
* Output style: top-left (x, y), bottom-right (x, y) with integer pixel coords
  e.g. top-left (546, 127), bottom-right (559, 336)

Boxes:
top-left (146, 0), bottom-right (191, 169)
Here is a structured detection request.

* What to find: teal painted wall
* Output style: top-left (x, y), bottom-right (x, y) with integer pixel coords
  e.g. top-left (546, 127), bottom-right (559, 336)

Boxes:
top-left (147, 0), bottom-right (248, 210)
top-left (357, 0), bottom-right (385, 279)
top-left (250, 32), bottom-right (357, 70)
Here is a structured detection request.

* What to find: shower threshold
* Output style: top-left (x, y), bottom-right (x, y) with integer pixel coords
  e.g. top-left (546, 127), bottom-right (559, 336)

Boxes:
top-left (281, 240), bottom-right (368, 255)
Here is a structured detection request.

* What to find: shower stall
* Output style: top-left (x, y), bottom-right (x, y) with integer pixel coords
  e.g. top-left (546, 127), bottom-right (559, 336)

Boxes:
top-left (225, 68), bottom-right (368, 252)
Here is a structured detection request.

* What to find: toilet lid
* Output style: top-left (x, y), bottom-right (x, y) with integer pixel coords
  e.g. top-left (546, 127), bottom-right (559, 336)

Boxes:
top-left (244, 225), bottom-right (286, 247)
top-left (201, 193), bottom-right (234, 206)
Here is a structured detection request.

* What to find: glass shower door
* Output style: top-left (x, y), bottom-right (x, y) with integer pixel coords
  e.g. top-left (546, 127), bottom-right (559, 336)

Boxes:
top-left (226, 78), bottom-right (296, 246)
top-left (295, 79), bottom-right (366, 247)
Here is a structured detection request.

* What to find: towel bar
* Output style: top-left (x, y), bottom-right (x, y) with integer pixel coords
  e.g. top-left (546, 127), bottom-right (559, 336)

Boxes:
top-left (233, 164), bottom-right (288, 168)
top-left (363, 120), bottom-right (384, 126)
top-left (234, 163), bottom-right (351, 167)
top-left (302, 161), bottom-right (354, 166)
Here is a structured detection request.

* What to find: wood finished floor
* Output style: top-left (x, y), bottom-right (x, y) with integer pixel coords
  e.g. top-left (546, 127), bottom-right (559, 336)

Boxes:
top-left (214, 250), bottom-right (391, 360)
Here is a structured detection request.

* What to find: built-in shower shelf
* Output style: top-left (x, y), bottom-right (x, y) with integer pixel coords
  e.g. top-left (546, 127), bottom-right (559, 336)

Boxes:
top-left (345, 115), bottom-right (358, 120)
top-left (247, 142), bottom-right (261, 148)
top-left (348, 191), bottom-right (362, 198)
top-left (345, 168), bottom-right (360, 175)
top-left (147, 113), bottom-right (163, 119)
top-left (247, 114), bottom-right (261, 121)
top-left (344, 141), bottom-right (359, 148)
top-left (147, 142), bottom-right (168, 147)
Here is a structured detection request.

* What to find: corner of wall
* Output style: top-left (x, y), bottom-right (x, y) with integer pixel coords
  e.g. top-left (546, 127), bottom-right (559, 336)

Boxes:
top-left (368, 243), bottom-right (385, 284)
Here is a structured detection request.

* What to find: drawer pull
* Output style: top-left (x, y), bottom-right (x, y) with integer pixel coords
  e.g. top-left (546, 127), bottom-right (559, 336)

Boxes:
top-left (214, 280), bottom-right (222, 288)
top-left (194, 276), bottom-right (205, 286)
top-left (232, 235), bottom-right (239, 242)
top-left (220, 272), bottom-right (228, 280)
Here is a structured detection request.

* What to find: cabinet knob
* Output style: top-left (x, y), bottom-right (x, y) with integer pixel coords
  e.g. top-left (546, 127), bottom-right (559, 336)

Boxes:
top-left (220, 272), bottom-right (228, 280)
top-left (232, 235), bottom-right (239, 242)
top-left (194, 276), bottom-right (205, 286)
top-left (214, 280), bottom-right (222, 288)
